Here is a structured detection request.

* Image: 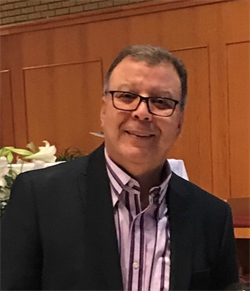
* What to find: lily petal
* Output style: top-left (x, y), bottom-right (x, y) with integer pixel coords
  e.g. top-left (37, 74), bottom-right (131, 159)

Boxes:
top-left (0, 157), bottom-right (9, 187)
top-left (0, 157), bottom-right (9, 176)
top-left (27, 141), bottom-right (39, 153)
top-left (24, 140), bottom-right (57, 163)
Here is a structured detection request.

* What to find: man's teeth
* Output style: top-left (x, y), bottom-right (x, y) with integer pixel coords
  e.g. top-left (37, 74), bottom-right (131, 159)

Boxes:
top-left (130, 132), bottom-right (152, 137)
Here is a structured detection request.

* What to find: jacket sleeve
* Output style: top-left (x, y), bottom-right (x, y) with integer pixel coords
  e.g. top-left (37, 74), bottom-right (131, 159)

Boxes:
top-left (1, 173), bottom-right (43, 290)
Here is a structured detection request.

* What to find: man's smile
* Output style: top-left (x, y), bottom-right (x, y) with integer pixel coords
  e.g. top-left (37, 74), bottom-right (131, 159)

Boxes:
top-left (125, 130), bottom-right (155, 139)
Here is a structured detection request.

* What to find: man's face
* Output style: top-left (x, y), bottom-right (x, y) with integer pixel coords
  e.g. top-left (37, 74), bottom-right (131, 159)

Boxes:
top-left (101, 56), bottom-right (184, 173)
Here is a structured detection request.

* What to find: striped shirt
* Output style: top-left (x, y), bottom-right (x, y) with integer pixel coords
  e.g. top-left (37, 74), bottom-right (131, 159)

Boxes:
top-left (105, 150), bottom-right (171, 291)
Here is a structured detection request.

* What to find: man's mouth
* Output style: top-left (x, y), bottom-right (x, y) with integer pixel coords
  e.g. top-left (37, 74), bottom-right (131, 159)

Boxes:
top-left (125, 131), bottom-right (155, 138)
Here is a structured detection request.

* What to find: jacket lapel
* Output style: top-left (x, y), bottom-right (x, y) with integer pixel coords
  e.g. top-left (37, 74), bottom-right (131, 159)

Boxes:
top-left (79, 144), bottom-right (123, 291)
top-left (168, 173), bottom-right (194, 290)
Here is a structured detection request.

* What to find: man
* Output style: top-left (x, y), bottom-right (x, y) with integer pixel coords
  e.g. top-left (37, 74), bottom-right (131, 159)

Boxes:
top-left (1, 45), bottom-right (239, 290)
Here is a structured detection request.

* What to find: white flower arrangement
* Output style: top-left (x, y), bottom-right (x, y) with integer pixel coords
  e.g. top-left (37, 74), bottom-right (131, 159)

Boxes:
top-left (0, 140), bottom-right (57, 217)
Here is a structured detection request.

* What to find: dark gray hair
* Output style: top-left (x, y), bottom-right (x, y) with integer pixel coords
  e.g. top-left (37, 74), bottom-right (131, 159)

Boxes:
top-left (104, 44), bottom-right (187, 110)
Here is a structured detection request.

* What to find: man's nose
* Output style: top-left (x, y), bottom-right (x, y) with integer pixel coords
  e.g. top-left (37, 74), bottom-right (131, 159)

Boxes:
top-left (131, 99), bottom-right (152, 121)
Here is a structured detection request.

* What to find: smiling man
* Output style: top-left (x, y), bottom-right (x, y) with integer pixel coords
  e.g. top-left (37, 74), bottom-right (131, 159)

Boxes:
top-left (1, 45), bottom-right (239, 290)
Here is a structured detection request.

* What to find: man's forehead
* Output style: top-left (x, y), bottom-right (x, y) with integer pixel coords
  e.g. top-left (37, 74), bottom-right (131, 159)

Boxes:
top-left (110, 57), bottom-right (177, 80)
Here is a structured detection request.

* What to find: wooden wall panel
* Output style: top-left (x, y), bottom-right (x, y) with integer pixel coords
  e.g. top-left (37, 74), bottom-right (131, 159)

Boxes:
top-left (0, 70), bottom-right (15, 147)
top-left (168, 47), bottom-right (212, 193)
top-left (222, 1), bottom-right (250, 44)
top-left (23, 61), bottom-right (103, 154)
top-left (227, 42), bottom-right (250, 198)
top-left (3, 35), bottom-right (30, 148)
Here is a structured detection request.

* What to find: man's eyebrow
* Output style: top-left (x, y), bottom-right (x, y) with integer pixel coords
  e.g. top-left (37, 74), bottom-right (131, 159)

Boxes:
top-left (114, 86), bottom-right (174, 98)
top-left (116, 84), bottom-right (131, 90)
top-left (150, 90), bottom-right (173, 97)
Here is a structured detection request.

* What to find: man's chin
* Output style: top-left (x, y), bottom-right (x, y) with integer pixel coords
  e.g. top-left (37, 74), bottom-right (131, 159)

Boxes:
top-left (121, 146), bottom-right (153, 162)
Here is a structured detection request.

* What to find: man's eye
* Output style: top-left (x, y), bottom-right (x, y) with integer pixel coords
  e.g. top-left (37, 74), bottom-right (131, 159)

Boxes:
top-left (117, 92), bottom-right (137, 102)
top-left (151, 98), bottom-right (172, 109)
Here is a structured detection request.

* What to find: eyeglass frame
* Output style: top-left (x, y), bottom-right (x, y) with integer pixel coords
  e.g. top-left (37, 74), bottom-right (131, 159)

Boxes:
top-left (106, 90), bottom-right (180, 117)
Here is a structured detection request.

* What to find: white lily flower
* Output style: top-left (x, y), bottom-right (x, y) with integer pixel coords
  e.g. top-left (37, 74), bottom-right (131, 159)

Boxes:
top-left (24, 141), bottom-right (57, 163)
top-left (0, 189), bottom-right (10, 200)
top-left (0, 157), bottom-right (9, 187)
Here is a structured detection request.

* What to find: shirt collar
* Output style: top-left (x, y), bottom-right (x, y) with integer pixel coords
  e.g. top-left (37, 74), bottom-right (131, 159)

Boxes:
top-left (105, 148), bottom-right (172, 210)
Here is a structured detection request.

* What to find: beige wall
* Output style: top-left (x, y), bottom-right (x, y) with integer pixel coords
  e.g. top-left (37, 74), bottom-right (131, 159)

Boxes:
top-left (0, 0), bottom-right (152, 26)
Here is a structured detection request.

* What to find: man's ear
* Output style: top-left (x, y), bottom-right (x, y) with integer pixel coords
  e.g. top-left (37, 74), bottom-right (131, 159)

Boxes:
top-left (100, 96), bottom-right (106, 127)
top-left (177, 112), bottom-right (184, 135)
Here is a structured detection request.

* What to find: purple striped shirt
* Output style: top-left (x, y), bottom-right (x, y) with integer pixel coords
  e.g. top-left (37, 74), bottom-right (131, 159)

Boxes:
top-left (105, 150), bottom-right (171, 291)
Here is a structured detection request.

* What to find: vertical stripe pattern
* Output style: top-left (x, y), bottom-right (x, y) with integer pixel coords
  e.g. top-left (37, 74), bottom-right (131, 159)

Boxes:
top-left (105, 150), bottom-right (171, 291)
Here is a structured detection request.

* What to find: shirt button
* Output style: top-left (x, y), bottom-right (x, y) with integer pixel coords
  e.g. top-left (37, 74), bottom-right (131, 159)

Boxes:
top-left (133, 261), bottom-right (139, 269)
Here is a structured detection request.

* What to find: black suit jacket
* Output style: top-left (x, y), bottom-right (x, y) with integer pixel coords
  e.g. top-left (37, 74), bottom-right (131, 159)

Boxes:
top-left (1, 144), bottom-right (239, 290)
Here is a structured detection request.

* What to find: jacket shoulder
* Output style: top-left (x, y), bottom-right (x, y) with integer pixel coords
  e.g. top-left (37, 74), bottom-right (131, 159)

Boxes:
top-left (169, 172), bottom-right (229, 210)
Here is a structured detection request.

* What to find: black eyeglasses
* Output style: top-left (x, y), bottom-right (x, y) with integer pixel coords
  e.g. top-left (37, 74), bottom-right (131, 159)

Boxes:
top-left (106, 90), bottom-right (179, 117)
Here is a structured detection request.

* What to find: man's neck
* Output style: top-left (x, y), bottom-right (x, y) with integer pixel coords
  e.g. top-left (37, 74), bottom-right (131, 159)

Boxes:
top-left (104, 149), bottom-right (169, 207)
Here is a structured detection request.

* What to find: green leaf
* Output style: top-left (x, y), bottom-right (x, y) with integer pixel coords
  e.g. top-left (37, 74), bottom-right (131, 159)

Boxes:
top-left (0, 146), bottom-right (15, 152)
top-left (10, 149), bottom-right (33, 156)
top-left (4, 174), bottom-right (15, 188)
top-left (0, 148), bottom-right (11, 156)
top-left (6, 152), bottom-right (13, 163)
